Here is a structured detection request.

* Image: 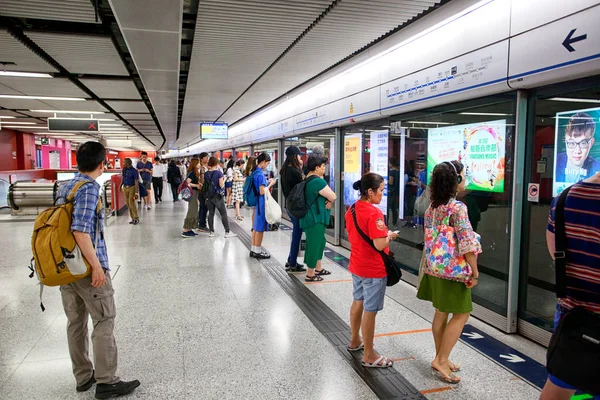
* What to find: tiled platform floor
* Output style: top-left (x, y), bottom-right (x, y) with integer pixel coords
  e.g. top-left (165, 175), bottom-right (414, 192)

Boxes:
top-left (0, 195), bottom-right (545, 399)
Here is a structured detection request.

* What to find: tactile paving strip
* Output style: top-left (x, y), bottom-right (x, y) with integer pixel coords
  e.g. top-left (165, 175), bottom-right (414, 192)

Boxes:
top-left (229, 220), bottom-right (425, 400)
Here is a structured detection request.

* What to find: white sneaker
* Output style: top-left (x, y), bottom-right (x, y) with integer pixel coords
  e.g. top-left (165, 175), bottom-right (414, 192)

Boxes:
top-left (224, 232), bottom-right (238, 238)
top-left (147, 205), bottom-right (151, 210)
top-left (209, 231), bottom-right (217, 237)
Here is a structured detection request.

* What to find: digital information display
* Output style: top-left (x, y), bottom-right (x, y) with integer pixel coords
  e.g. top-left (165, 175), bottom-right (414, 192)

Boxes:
top-left (427, 119), bottom-right (507, 193)
top-left (201, 123), bottom-right (228, 140)
top-left (553, 107), bottom-right (600, 196)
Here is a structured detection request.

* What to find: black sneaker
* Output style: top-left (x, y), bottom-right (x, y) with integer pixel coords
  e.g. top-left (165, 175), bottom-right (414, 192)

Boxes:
top-left (250, 251), bottom-right (271, 260)
top-left (76, 371), bottom-right (96, 392)
top-left (95, 380), bottom-right (141, 399)
top-left (285, 262), bottom-right (306, 272)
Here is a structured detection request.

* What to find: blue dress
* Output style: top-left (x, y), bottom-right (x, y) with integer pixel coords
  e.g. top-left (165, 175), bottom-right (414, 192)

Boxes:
top-left (252, 168), bottom-right (268, 232)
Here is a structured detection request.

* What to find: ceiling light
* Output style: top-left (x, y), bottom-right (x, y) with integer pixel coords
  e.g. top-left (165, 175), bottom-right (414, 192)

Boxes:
top-left (3, 125), bottom-right (48, 129)
top-left (97, 118), bottom-right (115, 121)
top-left (406, 121), bottom-right (453, 125)
top-left (0, 116), bottom-right (16, 119)
top-left (0, 95), bottom-right (85, 101)
top-left (99, 127), bottom-right (130, 130)
top-left (99, 124), bottom-right (123, 127)
top-left (29, 109), bottom-right (105, 114)
top-left (0, 71), bottom-right (53, 78)
top-left (2, 121), bottom-right (37, 125)
top-left (547, 97), bottom-right (600, 103)
top-left (37, 133), bottom-right (76, 136)
top-left (459, 112), bottom-right (513, 116)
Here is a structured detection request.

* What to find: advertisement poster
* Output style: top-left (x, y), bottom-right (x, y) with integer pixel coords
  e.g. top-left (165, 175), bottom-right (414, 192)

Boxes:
top-left (344, 134), bottom-right (362, 206)
top-left (370, 130), bottom-right (389, 214)
top-left (553, 107), bottom-right (600, 196)
top-left (427, 119), bottom-right (507, 193)
top-left (329, 138), bottom-right (335, 191)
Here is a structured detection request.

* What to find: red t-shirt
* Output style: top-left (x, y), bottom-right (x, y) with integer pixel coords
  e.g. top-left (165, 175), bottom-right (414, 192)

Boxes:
top-left (345, 200), bottom-right (389, 278)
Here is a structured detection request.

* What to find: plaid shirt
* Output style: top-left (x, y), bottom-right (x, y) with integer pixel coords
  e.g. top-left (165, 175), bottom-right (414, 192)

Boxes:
top-left (56, 173), bottom-right (109, 271)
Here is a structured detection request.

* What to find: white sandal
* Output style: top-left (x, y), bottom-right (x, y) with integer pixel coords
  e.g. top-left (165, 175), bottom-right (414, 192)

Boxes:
top-left (362, 355), bottom-right (393, 368)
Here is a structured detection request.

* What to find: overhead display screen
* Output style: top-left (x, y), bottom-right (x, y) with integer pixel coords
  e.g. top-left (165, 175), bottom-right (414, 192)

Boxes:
top-left (553, 107), bottom-right (600, 196)
top-left (427, 119), bottom-right (507, 193)
top-left (201, 122), bottom-right (228, 140)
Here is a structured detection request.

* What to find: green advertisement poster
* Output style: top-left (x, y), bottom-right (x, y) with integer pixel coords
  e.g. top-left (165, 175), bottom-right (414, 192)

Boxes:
top-left (553, 106), bottom-right (600, 196)
top-left (427, 119), bottom-right (507, 193)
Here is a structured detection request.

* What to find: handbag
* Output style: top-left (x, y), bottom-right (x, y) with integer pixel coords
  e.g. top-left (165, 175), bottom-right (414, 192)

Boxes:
top-left (424, 201), bottom-right (475, 282)
top-left (178, 174), bottom-right (193, 202)
top-left (414, 186), bottom-right (431, 215)
top-left (265, 190), bottom-right (282, 224)
top-left (350, 204), bottom-right (402, 287)
top-left (546, 186), bottom-right (600, 396)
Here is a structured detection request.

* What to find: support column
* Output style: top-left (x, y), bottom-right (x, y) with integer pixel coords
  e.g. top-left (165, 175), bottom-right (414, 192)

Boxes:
top-left (333, 128), bottom-right (342, 245)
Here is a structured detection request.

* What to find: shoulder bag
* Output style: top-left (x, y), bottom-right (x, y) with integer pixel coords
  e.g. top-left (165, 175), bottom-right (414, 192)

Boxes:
top-left (546, 186), bottom-right (600, 396)
top-left (350, 204), bottom-right (402, 286)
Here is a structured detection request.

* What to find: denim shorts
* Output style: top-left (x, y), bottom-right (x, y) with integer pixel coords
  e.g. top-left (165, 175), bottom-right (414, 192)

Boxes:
top-left (352, 275), bottom-right (387, 312)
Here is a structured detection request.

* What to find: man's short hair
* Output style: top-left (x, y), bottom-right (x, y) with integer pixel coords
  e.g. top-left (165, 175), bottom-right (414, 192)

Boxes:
top-left (154, 156), bottom-right (160, 162)
top-left (566, 112), bottom-right (596, 139)
top-left (77, 142), bottom-right (106, 173)
top-left (199, 152), bottom-right (209, 159)
top-left (141, 151), bottom-right (148, 156)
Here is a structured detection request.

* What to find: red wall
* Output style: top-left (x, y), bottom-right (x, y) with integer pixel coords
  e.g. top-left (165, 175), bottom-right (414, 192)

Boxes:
top-left (41, 138), bottom-right (72, 169)
top-left (16, 132), bottom-right (37, 170)
top-left (0, 130), bottom-right (19, 170)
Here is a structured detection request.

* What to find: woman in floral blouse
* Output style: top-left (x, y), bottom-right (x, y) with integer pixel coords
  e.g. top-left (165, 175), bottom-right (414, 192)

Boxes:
top-left (417, 160), bottom-right (482, 385)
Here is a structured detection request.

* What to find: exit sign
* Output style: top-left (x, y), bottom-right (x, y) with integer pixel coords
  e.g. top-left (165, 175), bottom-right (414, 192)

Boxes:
top-left (41, 137), bottom-right (49, 145)
top-left (48, 118), bottom-right (99, 132)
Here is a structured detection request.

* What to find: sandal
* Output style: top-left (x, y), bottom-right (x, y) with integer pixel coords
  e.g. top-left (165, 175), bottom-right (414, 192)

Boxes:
top-left (431, 366), bottom-right (461, 384)
top-left (315, 269), bottom-right (331, 276)
top-left (362, 355), bottom-right (393, 368)
top-left (347, 342), bottom-right (364, 352)
top-left (235, 216), bottom-right (243, 221)
top-left (449, 362), bottom-right (461, 372)
top-left (305, 275), bottom-right (324, 282)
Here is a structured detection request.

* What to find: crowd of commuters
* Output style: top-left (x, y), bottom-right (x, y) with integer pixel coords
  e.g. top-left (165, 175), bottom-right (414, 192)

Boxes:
top-left (55, 140), bottom-right (598, 398)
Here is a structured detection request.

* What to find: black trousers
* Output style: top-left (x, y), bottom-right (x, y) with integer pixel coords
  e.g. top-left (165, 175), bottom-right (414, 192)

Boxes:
top-left (152, 177), bottom-right (163, 202)
top-left (207, 195), bottom-right (230, 233)
top-left (170, 182), bottom-right (179, 201)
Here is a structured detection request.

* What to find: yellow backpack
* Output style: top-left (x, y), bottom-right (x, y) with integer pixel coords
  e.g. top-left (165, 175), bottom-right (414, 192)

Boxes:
top-left (29, 181), bottom-right (102, 310)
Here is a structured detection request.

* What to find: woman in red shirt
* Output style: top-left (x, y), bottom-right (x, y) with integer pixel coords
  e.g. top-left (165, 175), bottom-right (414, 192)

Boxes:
top-left (345, 173), bottom-right (398, 368)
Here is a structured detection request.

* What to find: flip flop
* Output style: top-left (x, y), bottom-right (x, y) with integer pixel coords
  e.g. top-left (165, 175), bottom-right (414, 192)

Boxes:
top-left (347, 342), bottom-right (364, 352)
top-left (315, 269), bottom-right (331, 276)
top-left (362, 355), bottom-right (393, 368)
top-left (449, 362), bottom-right (462, 372)
top-left (431, 366), bottom-right (461, 384)
top-left (305, 275), bottom-right (324, 282)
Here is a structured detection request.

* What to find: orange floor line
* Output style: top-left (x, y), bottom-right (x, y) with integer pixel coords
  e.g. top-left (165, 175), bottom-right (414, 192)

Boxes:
top-left (304, 279), bottom-right (353, 285)
top-left (374, 328), bottom-right (432, 338)
top-left (421, 386), bottom-right (453, 395)
top-left (391, 356), bottom-right (415, 362)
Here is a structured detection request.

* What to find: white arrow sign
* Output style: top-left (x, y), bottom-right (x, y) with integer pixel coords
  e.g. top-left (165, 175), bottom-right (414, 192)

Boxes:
top-left (500, 354), bottom-right (526, 363)
top-left (462, 332), bottom-right (484, 340)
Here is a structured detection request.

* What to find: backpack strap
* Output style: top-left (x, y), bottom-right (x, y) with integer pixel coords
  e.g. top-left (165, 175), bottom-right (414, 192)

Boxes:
top-left (350, 204), bottom-right (385, 256)
top-left (554, 186), bottom-right (572, 299)
top-left (304, 175), bottom-right (320, 215)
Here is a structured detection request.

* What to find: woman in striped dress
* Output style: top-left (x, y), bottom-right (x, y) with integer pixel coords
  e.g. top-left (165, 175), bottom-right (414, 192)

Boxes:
top-left (231, 159), bottom-right (245, 221)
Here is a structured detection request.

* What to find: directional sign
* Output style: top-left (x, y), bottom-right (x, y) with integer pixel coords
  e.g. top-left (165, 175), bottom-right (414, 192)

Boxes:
top-left (48, 118), bottom-right (99, 132)
top-left (562, 29), bottom-right (587, 52)
top-left (462, 332), bottom-right (484, 340)
top-left (500, 354), bottom-right (526, 363)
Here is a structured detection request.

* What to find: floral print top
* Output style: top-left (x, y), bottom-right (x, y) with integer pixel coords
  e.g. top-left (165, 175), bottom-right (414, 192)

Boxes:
top-left (424, 199), bottom-right (482, 280)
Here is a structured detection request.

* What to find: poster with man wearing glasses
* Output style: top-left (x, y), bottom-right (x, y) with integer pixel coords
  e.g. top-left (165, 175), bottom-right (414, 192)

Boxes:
top-left (553, 108), bottom-right (600, 196)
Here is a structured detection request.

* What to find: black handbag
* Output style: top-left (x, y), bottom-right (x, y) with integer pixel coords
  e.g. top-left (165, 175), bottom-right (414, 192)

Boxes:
top-left (350, 204), bottom-right (402, 286)
top-left (546, 186), bottom-right (600, 396)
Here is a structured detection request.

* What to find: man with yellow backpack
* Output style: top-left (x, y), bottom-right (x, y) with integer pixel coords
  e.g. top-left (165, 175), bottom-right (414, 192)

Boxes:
top-left (32, 142), bottom-right (139, 399)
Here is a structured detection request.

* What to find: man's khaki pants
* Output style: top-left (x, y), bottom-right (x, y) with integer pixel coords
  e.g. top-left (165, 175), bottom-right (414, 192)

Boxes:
top-left (60, 270), bottom-right (119, 386)
top-left (123, 185), bottom-right (138, 220)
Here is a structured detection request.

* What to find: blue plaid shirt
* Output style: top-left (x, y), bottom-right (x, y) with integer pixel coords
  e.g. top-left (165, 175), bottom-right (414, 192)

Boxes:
top-left (56, 173), bottom-right (109, 271)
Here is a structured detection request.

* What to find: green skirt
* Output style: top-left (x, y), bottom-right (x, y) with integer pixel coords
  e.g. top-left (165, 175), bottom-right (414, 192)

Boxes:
top-left (416, 274), bottom-right (472, 314)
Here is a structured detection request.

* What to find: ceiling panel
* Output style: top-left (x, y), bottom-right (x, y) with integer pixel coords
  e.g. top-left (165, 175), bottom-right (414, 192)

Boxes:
top-left (0, 77), bottom-right (88, 97)
top-left (118, 30), bottom-right (180, 71)
top-left (109, 0), bottom-right (181, 31)
top-left (0, 99), bottom-right (54, 110)
top-left (0, 0), bottom-right (100, 24)
top-left (41, 100), bottom-right (108, 112)
top-left (26, 32), bottom-right (129, 76)
top-left (106, 100), bottom-right (149, 113)
top-left (80, 78), bottom-right (142, 99)
top-left (120, 113), bottom-right (154, 120)
top-left (0, 30), bottom-right (58, 73)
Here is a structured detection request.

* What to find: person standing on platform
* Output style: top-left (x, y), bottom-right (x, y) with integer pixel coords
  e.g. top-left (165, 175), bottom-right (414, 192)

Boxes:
top-left (540, 171), bottom-right (600, 400)
top-left (244, 156), bottom-right (257, 226)
top-left (231, 159), bottom-right (245, 221)
top-left (197, 152), bottom-right (210, 234)
top-left (182, 158), bottom-right (201, 238)
top-left (204, 157), bottom-right (238, 238)
top-left (120, 158), bottom-right (139, 225)
top-left (417, 161), bottom-right (481, 385)
top-left (167, 160), bottom-right (182, 202)
top-left (55, 142), bottom-right (140, 399)
top-left (250, 153), bottom-right (277, 259)
top-left (136, 152), bottom-right (153, 210)
top-left (301, 155), bottom-right (337, 282)
top-left (280, 145), bottom-right (307, 272)
top-left (151, 157), bottom-right (165, 203)
top-left (346, 173), bottom-right (398, 368)
top-left (225, 159), bottom-right (235, 208)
